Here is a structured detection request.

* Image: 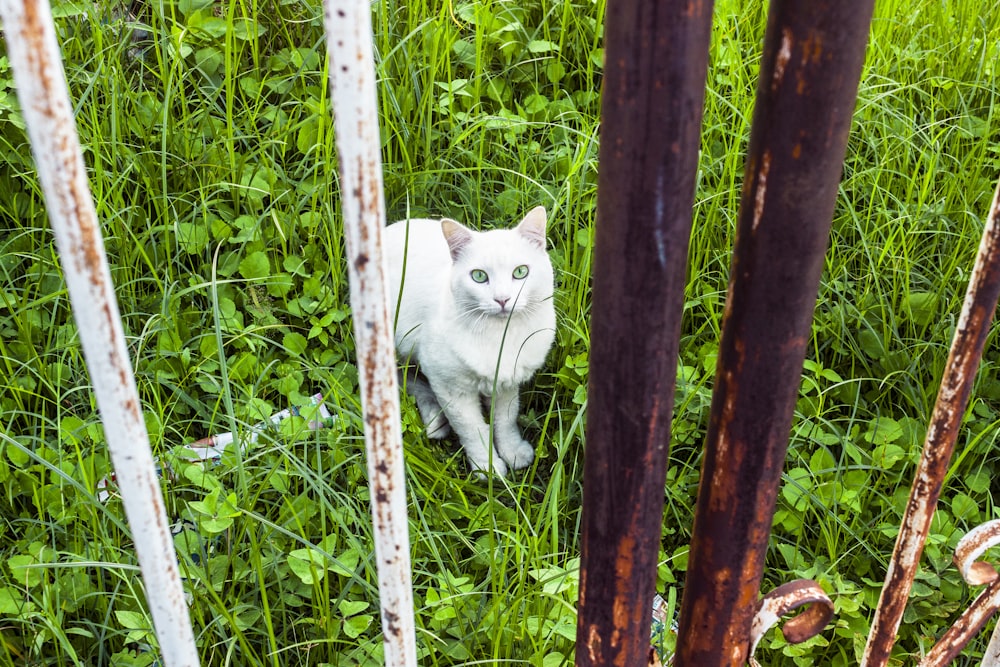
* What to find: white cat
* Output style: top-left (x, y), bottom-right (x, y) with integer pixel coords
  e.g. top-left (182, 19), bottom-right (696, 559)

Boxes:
top-left (384, 207), bottom-right (556, 476)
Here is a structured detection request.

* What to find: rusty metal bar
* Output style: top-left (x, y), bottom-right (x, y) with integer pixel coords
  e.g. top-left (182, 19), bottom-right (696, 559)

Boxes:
top-left (863, 180), bottom-right (1000, 667)
top-left (322, 1), bottom-right (417, 664)
top-left (672, 2), bottom-right (874, 665)
top-left (917, 582), bottom-right (1000, 666)
top-left (573, 0), bottom-right (714, 663)
top-left (0, 1), bottom-right (199, 665)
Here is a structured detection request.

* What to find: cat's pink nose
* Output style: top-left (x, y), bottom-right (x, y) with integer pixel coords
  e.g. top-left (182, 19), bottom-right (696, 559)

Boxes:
top-left (495, 297), bottom-right (510, 309)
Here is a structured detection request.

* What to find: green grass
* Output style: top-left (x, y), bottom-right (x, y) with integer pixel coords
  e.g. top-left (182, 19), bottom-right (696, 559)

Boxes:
top-left (0, 0), bottom-right (998, 664)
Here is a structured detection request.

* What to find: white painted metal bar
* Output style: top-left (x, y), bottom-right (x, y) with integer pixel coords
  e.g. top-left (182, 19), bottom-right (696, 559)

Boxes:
top-left (863, 177), bottom-right (1000, 666)
top-left (322, 1), bottom-right (418, 664)
top-left (983, 622), bottom-right (1000, 667)
top-left (0, 1), bottom-right (199, 665)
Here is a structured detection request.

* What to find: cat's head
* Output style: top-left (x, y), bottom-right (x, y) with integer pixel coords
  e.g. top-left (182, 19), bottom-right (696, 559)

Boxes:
top-left (441, 206), bottom-right (554, 319)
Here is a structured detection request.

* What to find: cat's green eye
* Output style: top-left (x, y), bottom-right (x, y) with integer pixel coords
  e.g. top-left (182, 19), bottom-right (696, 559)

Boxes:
top-left (513, 265), bottom-right (529, 279)
top-left (470, 269), bottom-right (489, 284)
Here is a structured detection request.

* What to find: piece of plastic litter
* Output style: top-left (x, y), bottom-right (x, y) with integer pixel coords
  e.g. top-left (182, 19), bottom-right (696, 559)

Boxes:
top-left (651, 592), bottom-right (679, 664)
top-left (96, 393), bottom-right (335, 502)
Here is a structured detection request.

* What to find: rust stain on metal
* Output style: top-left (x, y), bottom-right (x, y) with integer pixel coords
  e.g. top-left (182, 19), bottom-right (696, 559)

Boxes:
top-left (646, 393), bottom-right (662, 445)
top-left (615, 533), bottom-right (637, 588)
top-left (147, 474), bottom-right (168, 535)
top-left (707, 339), bottom-right (746, 513)
top-left (611, 532), bottom-right (637, 651)
top-left (20, 0), bottom-right (48, 103)
top-left (799, 30), bottom-right (823, 66)
top-left (21, 0), bottom-right (102, 291)
top-left (966, 561), bottom-right (999, 587)
top-left (69, 173), bottom-right (104, 286)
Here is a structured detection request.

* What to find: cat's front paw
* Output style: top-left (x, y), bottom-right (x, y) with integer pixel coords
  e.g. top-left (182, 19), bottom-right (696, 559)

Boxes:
top-left (466, 449), bottom-right (508, 478)
top-left (424, 412), bottom-right (451, 439)
top-left (500, 439), bottom-right (535, 471)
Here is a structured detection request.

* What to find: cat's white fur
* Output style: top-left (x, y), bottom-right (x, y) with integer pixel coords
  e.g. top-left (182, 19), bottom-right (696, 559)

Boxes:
top-left (384, 206), bottom-right (555, 476)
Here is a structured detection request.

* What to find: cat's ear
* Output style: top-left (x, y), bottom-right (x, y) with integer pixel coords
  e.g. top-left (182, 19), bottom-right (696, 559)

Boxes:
top-left (516, 206), bottom-right (547, 249)
top-left (441, 218), bottom-right (474, 261)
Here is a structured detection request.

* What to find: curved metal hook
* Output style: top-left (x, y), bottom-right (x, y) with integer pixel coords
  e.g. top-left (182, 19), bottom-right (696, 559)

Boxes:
top-left (954, 519), bottom-right (1000, 586)
top-left (748, 579), bottom-right (835, 665)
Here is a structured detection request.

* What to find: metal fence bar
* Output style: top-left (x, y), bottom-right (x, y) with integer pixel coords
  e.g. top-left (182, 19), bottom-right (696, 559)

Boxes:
top-left (862, 178), bottom-right (1000, 667)
top-left (322, 1), bottom-right (418, 664)
top-left (0, 1), bottom-right (200, 665)
top-left (918, 582), bottom-right (1000, 666)
top-left (573, 0), bottom-right (714, 663)
top-left (984, 622), bottom-right (1000, 667)
top-left (914, 515), bottom-right (1000, 665)
top-left (672, 2), bottom-right (875, 664)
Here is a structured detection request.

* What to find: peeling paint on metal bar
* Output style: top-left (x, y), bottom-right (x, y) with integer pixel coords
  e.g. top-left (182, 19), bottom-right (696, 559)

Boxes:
top-left (0, 0), bottom-right (199, 665)
top-left (863, 177), bottom-right (1000, 667)
top-left (323, 1), bottom-right (417, 665)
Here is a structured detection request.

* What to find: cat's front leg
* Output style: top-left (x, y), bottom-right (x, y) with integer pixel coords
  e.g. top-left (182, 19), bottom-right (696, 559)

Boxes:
top-left (490, 386), bottom-right (534, 471)
top-left (399, 368), bottom-right (451, 438)
top-left (432, 384), bottom-right (508, 477)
